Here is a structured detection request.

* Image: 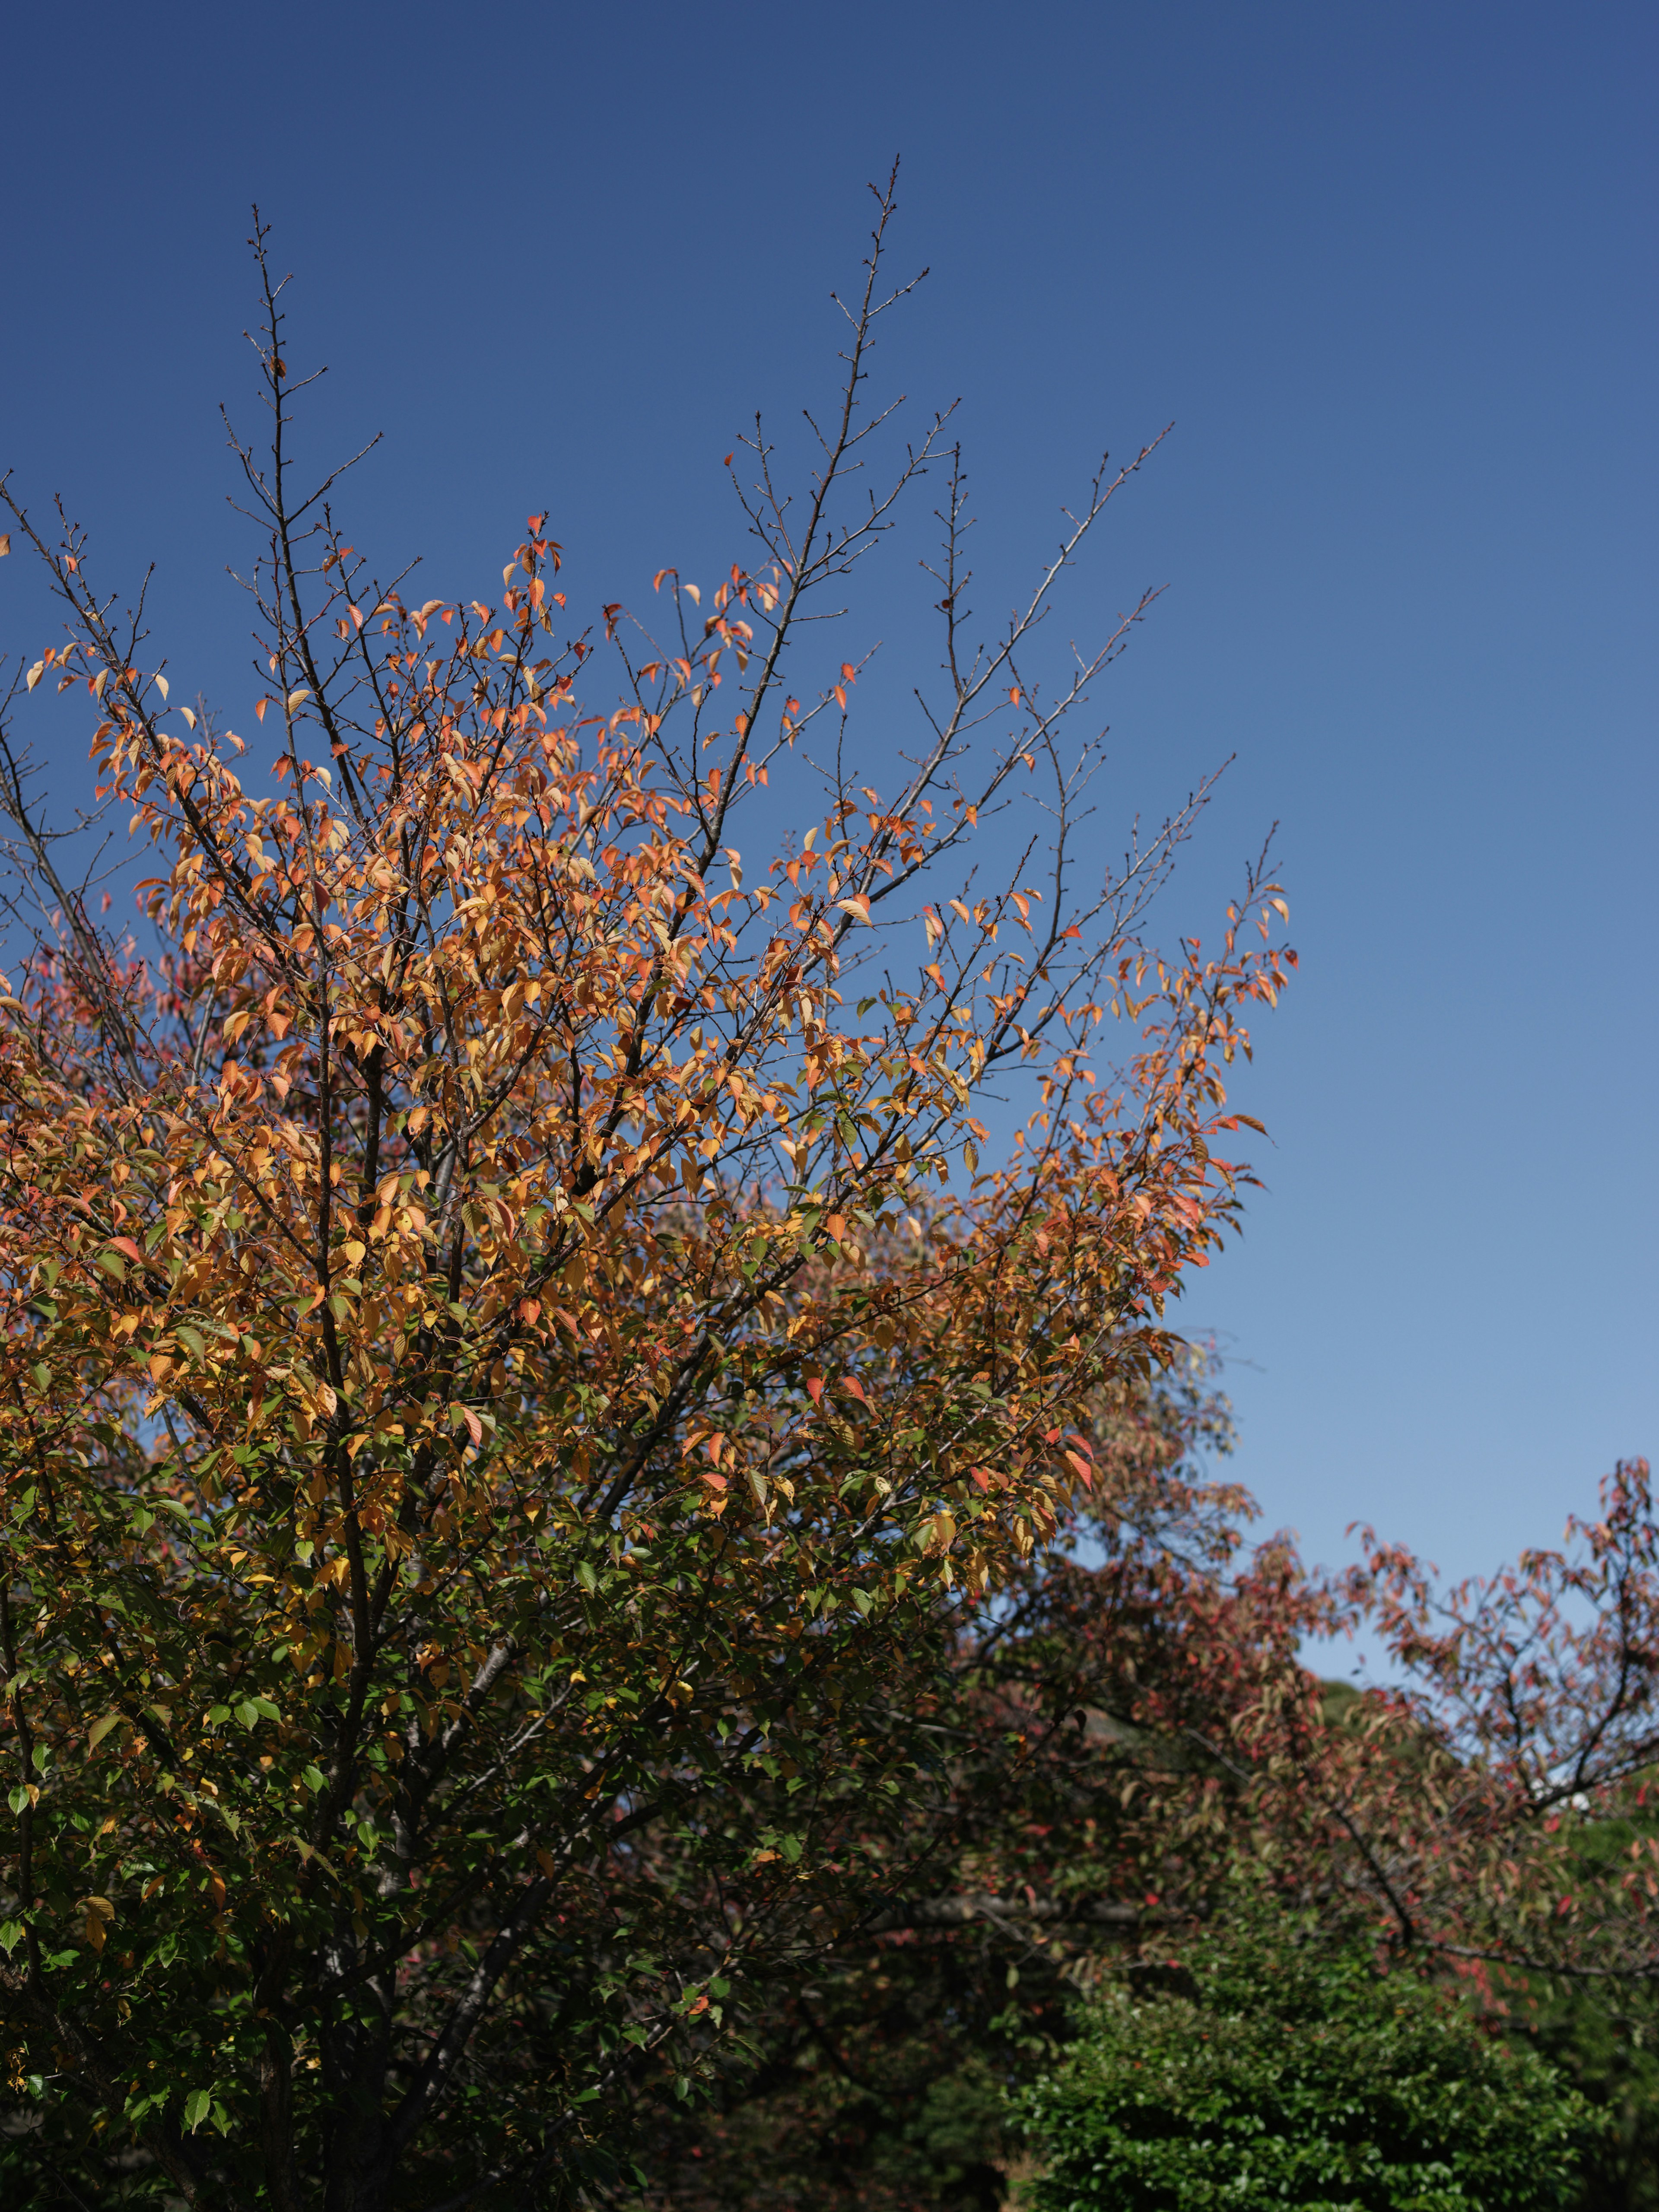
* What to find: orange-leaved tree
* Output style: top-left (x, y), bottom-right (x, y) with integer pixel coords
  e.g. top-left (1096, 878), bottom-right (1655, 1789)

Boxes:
top-left (0, 188), bottom-right (1293, 2210)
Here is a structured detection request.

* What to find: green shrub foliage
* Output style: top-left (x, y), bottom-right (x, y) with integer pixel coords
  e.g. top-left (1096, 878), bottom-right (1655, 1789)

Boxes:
top-left (1018, 1897), bottom-right (1604, 2211)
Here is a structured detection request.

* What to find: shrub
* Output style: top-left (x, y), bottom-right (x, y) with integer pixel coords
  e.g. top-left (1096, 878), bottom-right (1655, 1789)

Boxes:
top-left (1017, 1897), bottom-right (1603, 2211)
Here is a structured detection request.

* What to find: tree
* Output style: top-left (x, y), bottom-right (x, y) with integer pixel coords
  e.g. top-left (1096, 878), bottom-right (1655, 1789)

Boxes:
top-left (612, 1351), bottom-right (1276, 2212)
top-left (1507, 1951), bottom-right (1659, 2212)
top-left (1247, 1458), bottom-right (1659, 1988)
top-left (1015, 1888), bottom-right (1604, 2211)
top-left (0, 180), bottom-right (1296, 2209)
top-left (610, 1454), bottom-right (1659, 2212)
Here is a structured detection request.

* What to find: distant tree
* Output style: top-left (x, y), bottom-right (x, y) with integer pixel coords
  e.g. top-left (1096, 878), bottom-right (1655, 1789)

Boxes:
top-left (1016, 1889), bottom-right (1604, 2212)
top-left (617, 1461), bottom-right (1659, 2212)
top-left (1514, 1968), bottom-right (1659, 2212)
top-left (1498, 1811), bottom-right (1659, 2212)
top-left (0, 178), bottom-right (1295, 2210)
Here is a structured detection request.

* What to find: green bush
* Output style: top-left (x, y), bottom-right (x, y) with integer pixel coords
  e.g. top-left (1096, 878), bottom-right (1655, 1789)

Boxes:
top-left (1017, 1898), bottom-right (1604, 2210)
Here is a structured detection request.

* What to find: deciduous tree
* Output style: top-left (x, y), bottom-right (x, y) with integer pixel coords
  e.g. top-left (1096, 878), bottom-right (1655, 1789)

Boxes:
top-left (0, 184), bottom-right (1294, 2209)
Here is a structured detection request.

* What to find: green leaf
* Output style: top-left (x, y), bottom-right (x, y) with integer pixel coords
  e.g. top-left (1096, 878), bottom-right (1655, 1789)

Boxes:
top-left (0, 1920), bottom-right (23, 1957)
top-left (183, 2088), bottom-right (211, 2132)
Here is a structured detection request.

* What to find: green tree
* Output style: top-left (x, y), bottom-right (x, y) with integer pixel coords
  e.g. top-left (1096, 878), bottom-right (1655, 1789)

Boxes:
top-left (1016, 1891), bottom-right (1603, 2212)
top-left (1495, 1804), bottom-right (1659, 2211)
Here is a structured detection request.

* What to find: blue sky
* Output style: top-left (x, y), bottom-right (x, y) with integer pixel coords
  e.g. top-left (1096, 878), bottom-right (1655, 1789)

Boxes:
top-left (2, 1), bottom-right (1653, 1595)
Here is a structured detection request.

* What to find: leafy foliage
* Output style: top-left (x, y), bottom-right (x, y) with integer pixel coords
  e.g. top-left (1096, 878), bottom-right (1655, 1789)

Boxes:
top-left (1495, 1810), bottom-right (1659, 2211)
top-left (1016, 1892), bottom-right (1604, 2212)
top-left (0, 188), bottom-right (1294, 2209)
top-left (1516, 1972), bottom-right (1659, 2212)
top-left (614, 1357), bottom-right (1265, 2211)
top-left (2, 176), bottom-right (1653, 2212)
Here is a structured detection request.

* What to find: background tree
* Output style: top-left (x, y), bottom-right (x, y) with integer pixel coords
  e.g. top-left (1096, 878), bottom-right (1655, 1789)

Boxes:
top-left (1508, 1952), bottom-right (1659, 2212)
top-left (0, 183), bottom-right (1296, 2211)
top-left (1257, 1459), bottom-right (1659, 1987)
top-left (613, 1453), bottom-right (1659, 2212)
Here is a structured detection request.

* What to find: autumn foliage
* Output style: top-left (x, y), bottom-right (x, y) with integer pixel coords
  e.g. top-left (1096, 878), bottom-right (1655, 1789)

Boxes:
top-left (0, 192), bottom-right (1297, 2208)
top-left (4, 188), bottom-right (1651, 2212)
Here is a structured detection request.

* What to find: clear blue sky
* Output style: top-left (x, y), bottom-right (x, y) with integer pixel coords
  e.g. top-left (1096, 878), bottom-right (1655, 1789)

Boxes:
top-left (3, 1), bottom-right (1653, 1593)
